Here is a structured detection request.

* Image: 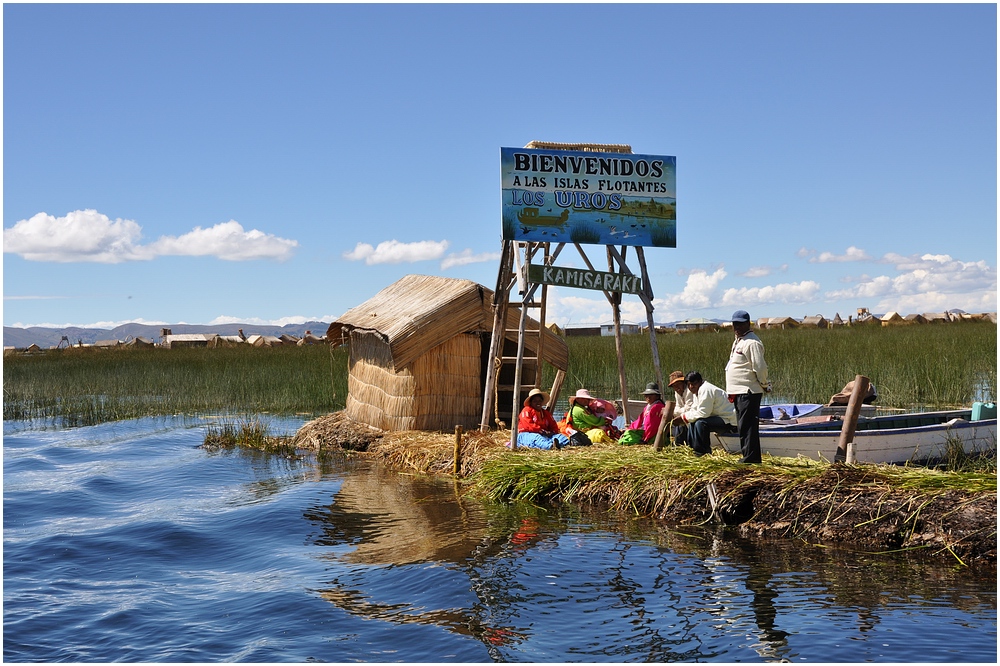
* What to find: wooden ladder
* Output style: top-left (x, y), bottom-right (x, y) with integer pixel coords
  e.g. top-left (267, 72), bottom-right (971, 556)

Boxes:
top-left (480, 240), bottom-right (564, 434)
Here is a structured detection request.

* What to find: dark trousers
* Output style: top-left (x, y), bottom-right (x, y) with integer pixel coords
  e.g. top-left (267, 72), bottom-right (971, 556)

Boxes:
top-left (689, 415), bottom-right (730, 455)
top-left (734, 392), bottom-right (763, 463)
top-left (671, 424), bottom-right (687, 447)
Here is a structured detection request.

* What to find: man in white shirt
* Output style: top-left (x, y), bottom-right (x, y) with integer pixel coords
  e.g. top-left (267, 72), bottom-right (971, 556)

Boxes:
top-left (666, 370), bottom-right (692, 447)
top-left (671, 371), bottom-right (737, 455)
top-left (725, 310), bottom-right (771, 463)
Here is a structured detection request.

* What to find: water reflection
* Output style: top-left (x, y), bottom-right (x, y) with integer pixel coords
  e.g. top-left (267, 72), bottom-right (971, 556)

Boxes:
top-left (301, 456), bottom-right (996, 661)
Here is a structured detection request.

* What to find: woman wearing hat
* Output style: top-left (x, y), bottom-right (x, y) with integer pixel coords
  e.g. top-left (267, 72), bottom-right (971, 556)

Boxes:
top-left (621, 382), bottom-right (666, 444)
top-left (567, 388), bottom-right (617, 444)
top-left (516, 388), bottom-right (569, 450)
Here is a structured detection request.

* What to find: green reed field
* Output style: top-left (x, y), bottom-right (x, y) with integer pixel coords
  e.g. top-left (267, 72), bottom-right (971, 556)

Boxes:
top-left (548, 323), bottom-right (997, 476)
top-left (550, 321), bottom-right (997, 408)
top-left (4, 345), bottom-right (349, 425)
top-left (3, 321), bottom-right (996, 425)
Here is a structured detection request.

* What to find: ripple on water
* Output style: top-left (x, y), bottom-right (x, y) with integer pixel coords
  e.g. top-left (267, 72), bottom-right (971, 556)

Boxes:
top-left (3, 417), bottom-right (996, 663)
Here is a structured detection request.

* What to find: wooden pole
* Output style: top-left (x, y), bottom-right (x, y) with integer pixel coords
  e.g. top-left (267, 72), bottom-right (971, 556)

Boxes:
top-left (453, 425), bottom-right (463, 476)
top-left (608, 246), bottom-right (630, 424)
top-left (481, 241), bottom-right (514, 431)
top-left (549, 368), bottom-right (566, 414)
top-left (652, 401), bottom-right (675, 451)
top-left (835, 375), bottom-right (871, 462)
top-left (509, 279), bottom-right (542, 449)
top-left (636, 247), bottom-right (664, 391)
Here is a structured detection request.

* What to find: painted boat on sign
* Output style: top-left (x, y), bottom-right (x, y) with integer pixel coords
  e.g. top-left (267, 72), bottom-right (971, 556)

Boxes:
top-left (517, 207), bottom-right (570, 227)
top-left (712, 409), bottom-right (997, 465)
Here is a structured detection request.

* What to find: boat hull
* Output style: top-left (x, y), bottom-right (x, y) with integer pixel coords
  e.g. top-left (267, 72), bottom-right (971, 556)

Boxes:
top-left (712, 413), bottom-right (997, 464)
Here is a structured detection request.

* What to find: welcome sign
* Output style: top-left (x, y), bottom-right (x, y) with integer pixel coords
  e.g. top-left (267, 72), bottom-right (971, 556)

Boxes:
top-left (501, 147), bottom-right (676, 247)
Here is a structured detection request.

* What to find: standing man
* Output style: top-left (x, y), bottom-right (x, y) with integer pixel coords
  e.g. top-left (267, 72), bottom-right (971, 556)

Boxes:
top-left (725, 310), bottom-right (771, 463)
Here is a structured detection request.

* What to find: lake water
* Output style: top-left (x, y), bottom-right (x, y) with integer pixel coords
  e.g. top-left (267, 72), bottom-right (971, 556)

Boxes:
top-left (4, 416), bottom-right (996, 662)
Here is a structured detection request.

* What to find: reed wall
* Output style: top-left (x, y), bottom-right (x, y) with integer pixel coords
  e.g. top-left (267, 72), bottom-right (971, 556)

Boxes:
top-left (345, 330), bottom-right (483, 432)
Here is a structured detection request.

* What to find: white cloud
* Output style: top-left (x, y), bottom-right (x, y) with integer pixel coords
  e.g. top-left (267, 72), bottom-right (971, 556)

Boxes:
top-left (11, 317), bottom-right (172, 329)
top-left (720, 281), bottom-right (822, 307)
top-left (663, 268), bottom-right (728, 310)
top-left (147, 221), bottom-right (297, 261)
top-left (2, 210), bottom-right (297, 263)
top-left (810, 246), bottom-right (872, 263)
top-left (3, 295), bottom-right (67, 300)
top-left (343, 239), bottom-right (449, 265)
top-left (4, 210), bottom-right (147, 263)
top-left (208, 315), bottom-right (316, 326)
top-left (824, 252), bottom-right (996, 313)
top-left (550, 293), bottom-right (614, 326)
top-left (440, 249), bottom-right (501, 270)
top-left (740, 264), bottom-right (787, 278)
top-left (10, 315), bottom-right (334, 329)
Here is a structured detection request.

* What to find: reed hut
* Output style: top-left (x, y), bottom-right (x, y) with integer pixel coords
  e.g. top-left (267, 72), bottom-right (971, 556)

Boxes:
top-left (675, 317), bottom-right (719, 332)
top-left (764, 316), bottom-right (799, 329)
top-left (880, 311), bottom-right (905, 326)
top-left (163, 334), bottom-right (212, 349)
top-left (326, 274), bottom-right (568, 433)
top-left (801, 315), bottom-right (828, 329)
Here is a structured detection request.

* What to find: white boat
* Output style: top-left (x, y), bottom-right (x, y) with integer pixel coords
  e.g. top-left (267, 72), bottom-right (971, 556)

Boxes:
top-left (711, 409), bottom-right (997, 465)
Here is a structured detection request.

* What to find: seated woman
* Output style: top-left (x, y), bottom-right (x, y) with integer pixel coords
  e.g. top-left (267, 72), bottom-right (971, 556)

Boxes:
top-left (620, 382), bottom-right (665, 444)
top-left (567, 389), bottom-right (617, 443)
top-left (516, 388), bottom-right (569, 450)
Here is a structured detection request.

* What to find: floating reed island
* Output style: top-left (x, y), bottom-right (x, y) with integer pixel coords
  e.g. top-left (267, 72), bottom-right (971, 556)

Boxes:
top-left (283, 411), bottom-right (997, 566)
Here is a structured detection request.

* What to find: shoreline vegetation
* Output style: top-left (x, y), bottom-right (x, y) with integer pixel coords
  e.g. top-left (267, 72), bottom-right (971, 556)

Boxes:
top-left (204, 411), bottom-right (997, 566)
top-left (6, 323), bottom-right (997, 564)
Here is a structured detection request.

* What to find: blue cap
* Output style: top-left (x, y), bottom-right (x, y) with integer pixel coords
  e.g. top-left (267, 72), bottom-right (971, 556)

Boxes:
top-left (731, 310), bottom-right (751, 323)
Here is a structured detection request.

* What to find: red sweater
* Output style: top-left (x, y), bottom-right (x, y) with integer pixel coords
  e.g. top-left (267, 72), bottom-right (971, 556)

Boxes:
top-left (518, 406), bottom-right (559, 434)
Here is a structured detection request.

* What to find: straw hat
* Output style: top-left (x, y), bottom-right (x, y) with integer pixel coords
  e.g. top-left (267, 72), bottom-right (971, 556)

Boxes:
top-left (569, 388), bottom-right (594, 406)
top-left (667, 370), bottom-right (686, 388)
top-left (523, 387), bottom-right (550, 408)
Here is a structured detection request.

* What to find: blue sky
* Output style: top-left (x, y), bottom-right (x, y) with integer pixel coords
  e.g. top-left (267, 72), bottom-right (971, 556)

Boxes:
top-left (3, 3), bottom-right (996, 330)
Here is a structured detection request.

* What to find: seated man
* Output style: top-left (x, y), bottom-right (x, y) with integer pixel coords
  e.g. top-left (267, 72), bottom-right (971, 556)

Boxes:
top-left (671, 371), bottom-right (737, 455)
top-left (666, 370), bottom-right (692, 446)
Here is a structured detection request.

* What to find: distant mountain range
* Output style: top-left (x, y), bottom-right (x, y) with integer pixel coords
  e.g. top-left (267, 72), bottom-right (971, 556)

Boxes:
top-left (3, 322), bottom-right (331, 349)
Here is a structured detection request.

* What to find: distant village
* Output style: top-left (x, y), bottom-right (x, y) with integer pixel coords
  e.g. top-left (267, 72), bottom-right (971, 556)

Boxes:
top-left (5, 328), bottom-right (328, 354)
top-left (560, 307), bottom-right (998, 337)
top-left (5, 307), bottom-right (997, 354)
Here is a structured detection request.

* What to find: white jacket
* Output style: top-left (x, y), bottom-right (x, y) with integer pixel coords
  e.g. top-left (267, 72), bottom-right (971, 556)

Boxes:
top-left (679, 380), bottom-right (737, 426)
top-left (725, 331), bottom-right (770, 395)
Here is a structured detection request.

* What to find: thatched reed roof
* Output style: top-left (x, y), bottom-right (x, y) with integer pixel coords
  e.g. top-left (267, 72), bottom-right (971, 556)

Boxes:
top-left (327, 274), bottom-right (568, 371)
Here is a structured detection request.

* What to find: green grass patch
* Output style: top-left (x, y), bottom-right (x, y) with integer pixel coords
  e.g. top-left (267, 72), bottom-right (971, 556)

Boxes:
top-left (469, 445), bottom-right (997, 507)
top-left (202, 416), bottom-right (298, 456)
